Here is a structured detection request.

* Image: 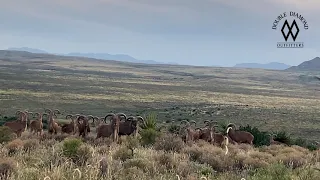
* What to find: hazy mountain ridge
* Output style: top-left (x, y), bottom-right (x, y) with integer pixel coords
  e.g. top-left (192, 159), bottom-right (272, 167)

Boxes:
top-left (286, 57), bottom-right (320, 71)
top-left (7, 47), bottom-right (49, 54)
top-left (4, 47), bottom-right (319, 71)
top-left (6, 47), bottom-right (177, 65)
top-left (234, 62), bottom-right (291, 70)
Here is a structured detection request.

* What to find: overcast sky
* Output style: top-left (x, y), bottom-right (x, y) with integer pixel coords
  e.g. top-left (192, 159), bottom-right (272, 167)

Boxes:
top-left (0, 0), bottom-right (319, 66)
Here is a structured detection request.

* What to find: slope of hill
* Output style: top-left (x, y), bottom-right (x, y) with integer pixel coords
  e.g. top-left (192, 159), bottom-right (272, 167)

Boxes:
top-left (287, 57), bottom-right (320, 71)
top-left (0, 50), bottom-right (319, 140)
top-left (234, 62), bottom-right (291, 70)
top-left (65, 52), bottom-right (171, 64)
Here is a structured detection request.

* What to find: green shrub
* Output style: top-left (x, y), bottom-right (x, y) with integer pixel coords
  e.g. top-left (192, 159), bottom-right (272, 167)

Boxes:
top-left (239, 125), bottom-right (270, 147)
top-left (62, 138), bottom-right (92, 165)
top-left (139, 128), bottom-right (160, 146)
top-left (293, 137), bottom-right (307, 147)
top-left (273, 131), bottom-right (292, 145)
top-left (139, 112), bottom-right (157, 130)
top-left (215, 122), bottom-right (229, 134)
top-left (249, 163), bottom-right (292, 180)
top-left (292, 138), bottom-right (318, 151)
top-left (0, 126), bottom-right (15, 144)
top-left (62, 138), bottom-right (82, 159)
top-left (168, 124), bottom-right (181, 135)
top-left (42, 122), bottom-right (48, 130)
top-left (0, 116), bottom-right (17, 126)
top-left (138, 112), bottom-right (160, 146)
top-left (305, 143), bottom-right (318, 151)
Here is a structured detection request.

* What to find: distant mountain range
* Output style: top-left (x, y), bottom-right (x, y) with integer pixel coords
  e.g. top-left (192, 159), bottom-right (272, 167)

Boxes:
top-left (7, 47), bottom-right (48, 54)
top-left (234, 62), bottom-right (291, 70)
top-left (4, 47), bottom-right (319, 71)
top-left (6, 47), bottom-right (177, 65)
top-left (286, 57), bottom-right (320, 71)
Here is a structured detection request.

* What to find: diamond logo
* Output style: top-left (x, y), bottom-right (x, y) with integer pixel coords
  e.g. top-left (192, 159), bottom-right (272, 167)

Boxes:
top-left (281, 19), bottom-right (299, 42)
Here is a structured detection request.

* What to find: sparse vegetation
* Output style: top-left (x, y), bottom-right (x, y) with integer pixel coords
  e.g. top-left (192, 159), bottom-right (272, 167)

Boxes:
top-left (0, 51), bottom-right (320, 179)
top-left (0, 126), bottom-right (15, 144)
top-left (0, 130), bottom-right (318, 180)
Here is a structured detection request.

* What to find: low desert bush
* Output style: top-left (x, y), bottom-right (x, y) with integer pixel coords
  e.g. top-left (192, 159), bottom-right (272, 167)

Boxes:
top-left (62, 138), bottom-right (82, 159)
top-left (0, 157), bottom-right (17, 179)
top-left (5, 139), bottom-right (24, 155)
top-left (139, 128), bottom-right (160, 146)
top-left (22, 139), bottom-right (39, 152)
top-left (167, 124), bottom-right (181, 134)
top-left (113, 146), bottom-right (134, 161)
top-left (61, 138), bottom-right (92, 165)
top-left (0, 126), bottom-right (15, 144)
top-left (154, 133), bottom-right (184, 153)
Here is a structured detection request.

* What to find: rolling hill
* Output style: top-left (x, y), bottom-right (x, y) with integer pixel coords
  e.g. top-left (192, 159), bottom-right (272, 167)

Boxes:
top-left (7, 47), bottom-right (49, 54)
top-left (233, 62), bottom-right (291, 70)
top-left (5, 47), bottom-right (176, 65)
top-left (0, 50), bottom-right (319, 140)
top-left (286, 57), bottom-right (320, 71)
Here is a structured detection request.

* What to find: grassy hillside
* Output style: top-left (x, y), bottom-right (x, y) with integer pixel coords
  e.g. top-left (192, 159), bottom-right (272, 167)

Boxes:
top-left (0, 50), bottom-right (319, 140)
top-left (0, 133), bottom-right (319, 180)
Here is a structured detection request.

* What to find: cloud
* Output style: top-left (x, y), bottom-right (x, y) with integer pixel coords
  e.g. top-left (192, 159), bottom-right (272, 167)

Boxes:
top-left (0, 0), bottom-right (318, 66)
top-left (1, 0), bottom-right (318, 36)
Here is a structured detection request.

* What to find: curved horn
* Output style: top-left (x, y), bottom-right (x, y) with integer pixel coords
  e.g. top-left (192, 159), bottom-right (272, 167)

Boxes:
top-left (25, 111), bottom-right (33, 117)
top-left (20, 111), bottom-right (28, 121)
top-left (45, 109), bottom-right (52, 114)
top-left (15, 110), bottom-right (23, 120)
top-left (204, 120), bottom-right (210, 125)
top-left (66, 114), bottom-right (73, 120)
top-left (42, 113), bottom-right (48, 118)
top-left (226, 126), bottom-right (233, 133)
top-left (136, 116), bottom-right (145, 123)
top-left (77, 115), bottom-right (86, 124)
top-left (116, 113), bottom-right (127, 120)
top-left (126, 116), bottom-right (135, 121)
top-left (189, 120), bottom-right (196, 126)
top-left (73, 114), bottom-right (80, 121)
top-left (87, 115), bottom-right (95, 123)
top-left (53, 109), bottom-right (60, 115)
top-left (180, 120), bottom-right (190, 126)
top-left (87, 115), bottom-right (94, 119)
top-left (93, 116), bottom-right (100, 123)
top-left (104, 113), bottom-right (115, 123)
top-left (15, 110), bottom-right (22, 116)
top-left (227, 123), bottom-right (236, 128)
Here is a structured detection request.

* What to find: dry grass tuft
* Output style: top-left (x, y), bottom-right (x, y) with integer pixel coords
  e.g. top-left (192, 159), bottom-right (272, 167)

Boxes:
top-left (22, 139), bottom-right (39, 152)
top-left (0, 131), bottom-right (318, 179)
top-left (5, 139), bottom-right (24, 155)
top-left (0, 157), bottom-right (17, 179)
